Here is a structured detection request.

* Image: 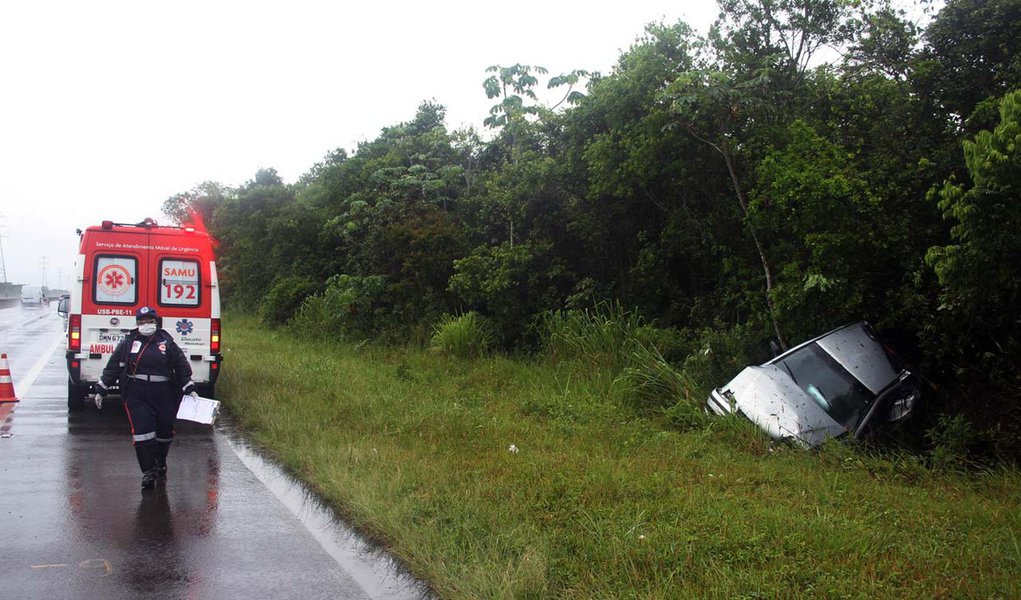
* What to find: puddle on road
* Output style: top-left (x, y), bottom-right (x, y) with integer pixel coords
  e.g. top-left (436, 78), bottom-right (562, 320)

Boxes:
top-left (219, 422), bottom-right (433, 600)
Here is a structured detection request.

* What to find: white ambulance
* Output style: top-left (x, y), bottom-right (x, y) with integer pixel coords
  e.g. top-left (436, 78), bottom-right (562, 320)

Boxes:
top-left (64, 218), bottom-right (222, 411)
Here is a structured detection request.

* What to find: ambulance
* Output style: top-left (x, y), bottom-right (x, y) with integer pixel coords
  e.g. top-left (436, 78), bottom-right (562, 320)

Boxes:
top-left (65, 218), bottom-right (222, 411)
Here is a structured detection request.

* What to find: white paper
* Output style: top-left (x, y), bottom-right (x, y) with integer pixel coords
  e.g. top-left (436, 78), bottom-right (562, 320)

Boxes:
top-left (177, 395), bottom-right (220, 424)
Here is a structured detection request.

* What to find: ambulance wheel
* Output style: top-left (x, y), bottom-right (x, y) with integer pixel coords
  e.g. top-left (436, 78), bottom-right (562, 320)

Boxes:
top-left (197, 384), bottom-right (215, 399)
top-left (68, 382), bottom-right (86, 412)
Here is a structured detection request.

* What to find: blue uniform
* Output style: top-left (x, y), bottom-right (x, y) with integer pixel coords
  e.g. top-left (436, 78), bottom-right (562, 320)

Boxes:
top-left (99, 328), bottom-right (195, 478)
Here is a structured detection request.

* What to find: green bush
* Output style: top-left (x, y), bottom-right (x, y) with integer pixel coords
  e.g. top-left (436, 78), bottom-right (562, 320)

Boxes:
top-left (430, 312), bottom-right (493, 359)
top-left (288, 274), bottom-right (394, 341)
top-left (926, 414), bottom-right (978, 472)
top-left (258, 277), bottom-right (320, 327)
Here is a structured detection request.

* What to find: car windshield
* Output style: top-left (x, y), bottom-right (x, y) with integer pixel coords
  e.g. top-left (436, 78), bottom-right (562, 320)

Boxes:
top-left (776, 343), bottom-right (875, 430)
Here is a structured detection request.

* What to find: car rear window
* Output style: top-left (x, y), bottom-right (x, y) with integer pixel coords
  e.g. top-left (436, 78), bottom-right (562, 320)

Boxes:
top-left (158, 259), bottom-right (201, 307)
top-left (93, 255), bottom-right (138, 305)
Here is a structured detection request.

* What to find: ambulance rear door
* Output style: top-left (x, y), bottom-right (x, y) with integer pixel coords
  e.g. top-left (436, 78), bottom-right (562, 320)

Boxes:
top-left (150, 228), bottom-right (216, 388)
top-left (77, 226), bottom-right (152, 386)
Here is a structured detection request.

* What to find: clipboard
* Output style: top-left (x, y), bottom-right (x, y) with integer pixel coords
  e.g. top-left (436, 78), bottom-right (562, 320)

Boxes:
top-left (177, 395), bottom-right (221, 425)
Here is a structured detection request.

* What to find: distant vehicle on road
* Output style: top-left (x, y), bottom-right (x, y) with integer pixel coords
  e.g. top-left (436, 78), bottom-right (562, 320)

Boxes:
top-left (20, 285), bottom-right (44, 308)
top-left (707, 321), bottom-right (921, 448)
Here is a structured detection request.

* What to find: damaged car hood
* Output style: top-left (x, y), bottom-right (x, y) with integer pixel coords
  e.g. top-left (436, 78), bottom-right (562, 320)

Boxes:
top-left (713, 365), bottom-right (846, 447)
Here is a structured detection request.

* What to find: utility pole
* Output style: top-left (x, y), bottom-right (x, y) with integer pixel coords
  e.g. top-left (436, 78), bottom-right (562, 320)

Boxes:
top-left (40, 256), bottom-right (48, 288)
top-left (0, 230), bottom-right (7, 283)
top-left (0, 214), bottom-right (8, 283)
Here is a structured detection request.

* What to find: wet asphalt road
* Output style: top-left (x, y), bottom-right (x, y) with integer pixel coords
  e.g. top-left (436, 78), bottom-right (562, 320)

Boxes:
top-left (0, 305), bottom-right (429, 599)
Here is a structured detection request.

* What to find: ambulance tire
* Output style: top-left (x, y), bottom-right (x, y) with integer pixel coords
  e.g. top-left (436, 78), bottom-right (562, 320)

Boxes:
top-left (67, 381), bottom-right (86, 412)
top-left (197, 383), bottom-right (215, 399)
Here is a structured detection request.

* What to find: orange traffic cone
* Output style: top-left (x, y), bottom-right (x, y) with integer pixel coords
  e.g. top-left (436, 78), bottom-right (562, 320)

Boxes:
top-left (0, 353), bottom-right (18, 403)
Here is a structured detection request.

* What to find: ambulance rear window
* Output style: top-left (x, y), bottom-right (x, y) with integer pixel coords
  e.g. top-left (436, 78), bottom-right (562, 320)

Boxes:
top-left (94, 256), bottom-right (138, 305)
top-left (159, 258), bottom-right (201, 307)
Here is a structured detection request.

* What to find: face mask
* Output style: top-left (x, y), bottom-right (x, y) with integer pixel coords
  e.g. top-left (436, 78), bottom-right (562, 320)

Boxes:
top-left (138, 323), bottom-right (157, 336)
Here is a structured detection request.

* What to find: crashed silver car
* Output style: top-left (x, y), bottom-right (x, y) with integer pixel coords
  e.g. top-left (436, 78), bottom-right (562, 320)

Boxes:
top-left (707, 321), bottom-right (920, 448)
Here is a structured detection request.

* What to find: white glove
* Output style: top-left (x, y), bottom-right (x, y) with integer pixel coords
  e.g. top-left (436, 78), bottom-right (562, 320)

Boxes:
top-left (94, 393), bottom-right (103, 410)
top-left (188, 390), bottom-right (199, 398)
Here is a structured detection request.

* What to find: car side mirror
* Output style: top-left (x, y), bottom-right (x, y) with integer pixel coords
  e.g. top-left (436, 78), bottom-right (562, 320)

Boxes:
top-left (57, 298), bottom-right (69, 317)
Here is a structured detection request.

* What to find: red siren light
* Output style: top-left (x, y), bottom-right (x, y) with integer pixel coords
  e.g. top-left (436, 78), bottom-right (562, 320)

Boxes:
top-left (185, 207), bottom-right (220, 251)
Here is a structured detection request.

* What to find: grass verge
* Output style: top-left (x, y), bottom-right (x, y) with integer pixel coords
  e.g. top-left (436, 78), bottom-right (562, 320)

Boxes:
top-left (219, 314), bottom-right (1021, 598)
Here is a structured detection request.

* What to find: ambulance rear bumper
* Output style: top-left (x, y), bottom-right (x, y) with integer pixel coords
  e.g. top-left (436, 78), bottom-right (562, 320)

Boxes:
top-left (66, 351), bottom-right (222, 386)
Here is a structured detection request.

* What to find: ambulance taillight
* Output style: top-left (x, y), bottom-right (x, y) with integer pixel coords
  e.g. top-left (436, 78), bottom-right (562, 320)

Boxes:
top-left (69, 314), bottom-right (82, 352)
top-left (210, 318), bottom-right (221, 353)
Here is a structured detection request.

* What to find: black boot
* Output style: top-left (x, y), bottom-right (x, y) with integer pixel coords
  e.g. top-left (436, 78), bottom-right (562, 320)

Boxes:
top-left (155, 441), bottom-right (171, 478)
top-left (135, 441), bottom-right (158, 489)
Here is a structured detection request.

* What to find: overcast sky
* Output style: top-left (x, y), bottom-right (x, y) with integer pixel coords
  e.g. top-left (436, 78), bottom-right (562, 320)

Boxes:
top-left (0, 1), bottom-right (720, 289)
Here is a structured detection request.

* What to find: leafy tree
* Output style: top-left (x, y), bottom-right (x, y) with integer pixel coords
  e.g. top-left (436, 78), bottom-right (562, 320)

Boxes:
top-left (750, 120), bottom-right (878, 340)
top-left (548, 69), bottom-right (595, 109)
top-left (920, 0), bottom-right (1021, 132)
top-left (843, 3), bottom-right (921, 80)
top-left (162, 181), bottom-right (227, 228)
top-left (483, 64), bottom-right (549, 129)
top-left (662, 0), bottom-right (870, 349)
top-left (711, 0), bottom-right (858, 90)
top-left (665, 53), bottom-right (788, 346)
top-left (449, 241), bottom-right (567, 346)
top-left (557, 22), bottom-right (736, 326)
top-left (211, 169), bottom-right (295, 309)
top-left (926, 90), bottom-right (1021, 370)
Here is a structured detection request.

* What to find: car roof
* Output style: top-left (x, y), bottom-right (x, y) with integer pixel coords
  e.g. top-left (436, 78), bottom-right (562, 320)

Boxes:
top-left (768, 321), bottom-right (898, 394)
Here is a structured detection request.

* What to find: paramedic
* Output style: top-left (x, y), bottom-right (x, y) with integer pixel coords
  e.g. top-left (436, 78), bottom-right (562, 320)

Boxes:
top-left (95, 306), bottom-right (197, 489)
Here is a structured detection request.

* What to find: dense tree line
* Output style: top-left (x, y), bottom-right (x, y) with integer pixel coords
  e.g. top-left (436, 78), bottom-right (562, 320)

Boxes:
top-left (165, 0), bottom-right (1021, 459)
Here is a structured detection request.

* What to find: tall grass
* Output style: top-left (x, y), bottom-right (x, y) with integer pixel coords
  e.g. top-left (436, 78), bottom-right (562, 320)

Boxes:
top-left (613, 342), bottom-right (705, 422)
top-left (220, 314), bottom-right (1021, 599)
top-left (430, 312), bottom-right (492, 359)
top-left (543, 302), bottom-right (704, 418)
top-left (541, 301), bottom-right (648, 371)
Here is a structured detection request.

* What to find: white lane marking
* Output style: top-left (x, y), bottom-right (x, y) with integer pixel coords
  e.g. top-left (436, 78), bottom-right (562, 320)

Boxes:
top-left (15, 337), bottom-right (64, 398)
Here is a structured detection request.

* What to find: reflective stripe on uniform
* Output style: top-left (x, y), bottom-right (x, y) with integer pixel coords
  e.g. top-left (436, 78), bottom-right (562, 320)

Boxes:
top-left (155, 437), bottom-right (173, 443)
top-left (181, 380), bottom-right (195, 392)
top-left (97, 380), bottom-right (108, 390)
top-left (133, 432), bottom-right (157, 442)
top-left (130, 373), bottom-right (170, 381)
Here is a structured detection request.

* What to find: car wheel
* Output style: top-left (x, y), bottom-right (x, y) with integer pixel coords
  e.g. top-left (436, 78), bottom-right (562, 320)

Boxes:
top-left (67, 381), bottom-right (85, 412)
